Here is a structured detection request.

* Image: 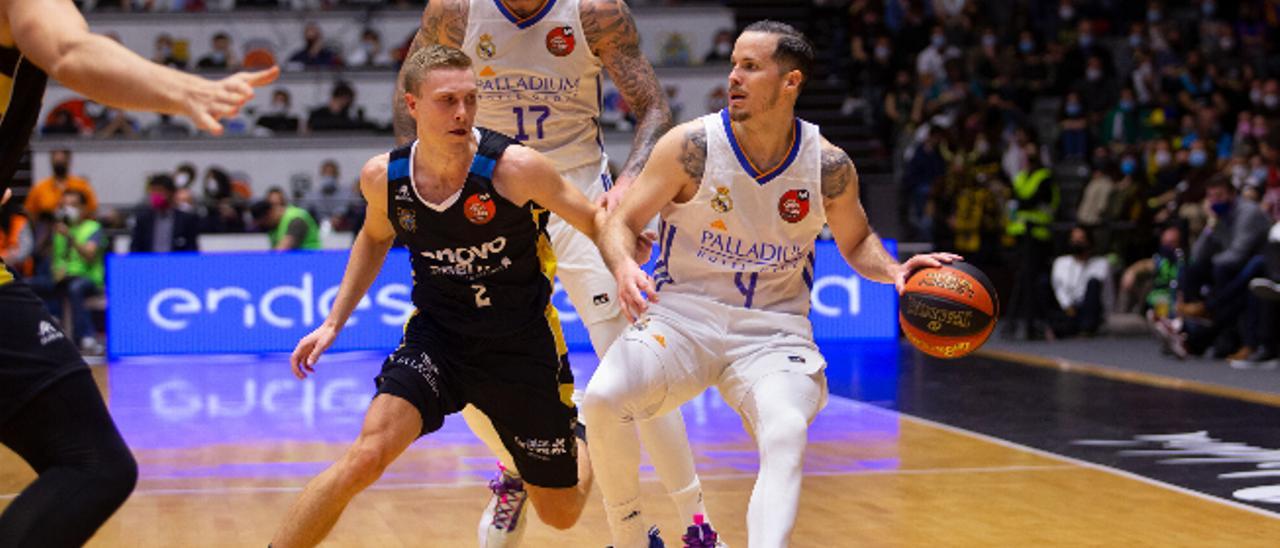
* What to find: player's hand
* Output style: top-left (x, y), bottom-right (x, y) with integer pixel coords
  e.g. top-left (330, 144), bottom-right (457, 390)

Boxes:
top-left (291, 322), bottom-right (339, 379)
top-left (631, 229), bottom-right (657, 265)
top-left (183, 66), bottom-right (280, 136)
top-left (0, 188), bottom-right (9, 206)
top-left (894, 252), bottom-right (963, 295)
top-left (596, 175), bottom-right (634, 212)
top-left (614, 262), bottom-right (658, 323)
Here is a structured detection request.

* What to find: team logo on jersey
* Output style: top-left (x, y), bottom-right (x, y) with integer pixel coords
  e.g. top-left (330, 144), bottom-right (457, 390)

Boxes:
top-left (464, 193), bottom-right (496, 225)
top-left (710, 186), bottom-right (733, 213)
top-left (38, 320), bottom-right (65, 346)
top-left (395, 185), bottom-right (413, 202)
top-left (397, 208), bottom-right (417, 233)
top-left (476, 34), bottom-right (497, 60)
top-left (778, 189), bottom-right (811, 223)
top-left (592, 293), bottom-right (610, 306)
top-left (545, 26), bottom-right (575, 57)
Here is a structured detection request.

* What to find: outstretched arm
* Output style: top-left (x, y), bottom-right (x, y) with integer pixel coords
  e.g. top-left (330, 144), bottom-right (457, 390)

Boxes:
top-left (821, 141), bottom-right (959, 293)
top-left (582, 0), bottom-right (673, 209)
top-left (291, 155), bottom-right (398, 377)
top-left (5, 0), bottom-right (278, 135)
top-left (393, 0), bottom-right (467, 145)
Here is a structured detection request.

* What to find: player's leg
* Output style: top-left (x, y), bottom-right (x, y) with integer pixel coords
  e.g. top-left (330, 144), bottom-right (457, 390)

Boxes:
top-left (722, 353), bottom-right (827, 548)
top-left (272, 341), bottom-right (456, 548)
top-left (582, 317), bottom-right (720, 548)
top-left (270, 394), bottom-right (421, 548)
top-left (463, 404), bottom-right (531, 547)
top-left (0, 371), bottom-right (137, 547)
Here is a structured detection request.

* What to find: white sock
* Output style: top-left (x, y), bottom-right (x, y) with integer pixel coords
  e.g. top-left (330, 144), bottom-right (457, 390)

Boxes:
top-left (603, 496), bottom-right (651, 548)
top-left (638, 412), bottom-right (708, 525)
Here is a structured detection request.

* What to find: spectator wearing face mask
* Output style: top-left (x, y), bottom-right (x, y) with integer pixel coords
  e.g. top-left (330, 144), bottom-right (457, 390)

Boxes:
top-left (49, 190), bottom-right (105, 355)
top-left (25, 149), bottom-right (99, 219)
top-left (1099, 87), bottom-right (1141, 146)
top-left (130, 174), bottom-right (200, 254)
top-left (704, 29), bottom-right (733, 63)
top-left (1059, 91), bottom-right (1089, 160)
top-left (1120, 225), bottom-right (1185, 323)
top-left (288, 22), bottom-right (341, 69)
top-left (306, 81), bottom-right (368, 133)
top-left (257, 89), bottom-right (300, 134)
top-left (297, 159), bottom-right (356, 227)
top-left (915, 25), bottom-right (959, 82)
top-left (1042, 226), bottom-right (1110, 338)
top-left (1166, 176), bottom-right (1272, 358)
top-left (346, 28), bottom-right (391, 68)
top-left (197, 32), bottom-right (240, 70)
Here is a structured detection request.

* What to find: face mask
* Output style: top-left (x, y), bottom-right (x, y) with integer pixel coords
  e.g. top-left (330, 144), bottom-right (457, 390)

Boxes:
top-left (150, 192), bottom-right (170, 210)
top-left (1253, 124), bottom-right (1267, 138)
top-left (1155, 151), bottom-right (1173, 167)
top-left (52, 163), bottom-right (69, 178)
top-left (1266, 95), bottom-right (1279, 109)
top-left (60, 206), bottom-right (80, 224)
top-left (175, 172), bottom-right (192, 187)
top-left (1079, 34), bottom-right (1094, 48)
top-left (1158, 245), bottom-right (1178, 259)
top-left (1251, 89), bottom-right (1263, 104)
top-left (1203, 2), bottom-right (1216, 16)
top-left (716, 42), bottom-right (732, 56)
top-left (931, 35), bottom-right (946, 48)
top-left (1059, 6), bottom-right (1075, 20)
top-left (982, 35), bottom-right (997, 48)
top-left (874, 45), bottom-right (891, 60)
top-left (1019, 40), bottom-right (1034, 53)
top-left (1148, 9), bottom-right (1162, 22)
top-left (1069, 242), bottom-right (1089, 255)
top-left (1086, 68), bottom-right (1103, 81)
top-left (1130, 34), bottom-right (1143, 48)
top-left (1210, 200), bottom-right (1232, 216)
top-left (320, 177), bottom-right (339, 195)
top-left (1254, 167), bottom-right (1270, 182)
top-left (1122, 158), bottom-right (1137, 175)
top-left (1238, 121), bottom-right (1252, 135)
top-left (1220, 37), bottom-right (1234, 51)
top-left (209, 52), bottom-right (225, 63)
top-left (1119, 99), bottom-right (1135, 111)
top-left (1189, 150), bottom-right (1208, 167)
top-left (1066, 103), bottom-right (1082, 116)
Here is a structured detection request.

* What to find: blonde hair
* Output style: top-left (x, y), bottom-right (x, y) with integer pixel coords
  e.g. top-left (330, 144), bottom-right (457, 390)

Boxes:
top-left (402, 44), bottom-right (473, 96)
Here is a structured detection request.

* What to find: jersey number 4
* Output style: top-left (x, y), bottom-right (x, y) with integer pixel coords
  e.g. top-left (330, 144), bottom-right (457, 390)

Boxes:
top-left (512, 106), bottom-right (550, 141)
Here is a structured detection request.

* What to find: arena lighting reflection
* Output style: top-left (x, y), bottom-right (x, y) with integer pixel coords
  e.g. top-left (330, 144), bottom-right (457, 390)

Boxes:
top-left (107, 341), bottom-right (904, 477)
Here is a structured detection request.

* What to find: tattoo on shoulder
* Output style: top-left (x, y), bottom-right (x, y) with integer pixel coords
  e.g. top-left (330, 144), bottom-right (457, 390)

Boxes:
top-left (679, 126), bottom-right (707, 181)
top-left (582, 0), bottom-right (664, 112)
top-left (821, 146), bottom-right (855, 199)
top-left (422, 0), bottom-right (466, 47)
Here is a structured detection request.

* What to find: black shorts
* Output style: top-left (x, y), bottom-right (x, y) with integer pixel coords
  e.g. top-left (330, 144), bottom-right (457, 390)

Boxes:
top-left (0, 280), bottom-right (88, 425)
top-left (375, 312), bottom-right (579, 488)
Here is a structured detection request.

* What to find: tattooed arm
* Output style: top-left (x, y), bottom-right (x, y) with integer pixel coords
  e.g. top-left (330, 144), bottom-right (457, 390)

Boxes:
top-left (582, 0), bottom-right (673, 210)
top-left (822, 140), bottom-right (959, 291)
top-left (598, 120), bottom-right (702, 320)
top-left (393, 0), bottom-right (468, 145)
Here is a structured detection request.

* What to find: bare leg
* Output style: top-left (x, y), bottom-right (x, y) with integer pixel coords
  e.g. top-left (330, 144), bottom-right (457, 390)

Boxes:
top-left (271, 395), bottom-right (422, 548)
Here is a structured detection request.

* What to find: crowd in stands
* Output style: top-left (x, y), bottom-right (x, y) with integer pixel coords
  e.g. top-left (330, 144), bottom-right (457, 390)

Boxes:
top-left (839, 0), bottom-right (1280, 368)
top-left (0, 149), bottom-right (364, 354)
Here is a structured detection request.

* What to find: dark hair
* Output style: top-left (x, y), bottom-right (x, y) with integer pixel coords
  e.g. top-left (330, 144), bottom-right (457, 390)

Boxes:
top-left (249, 200), bottom-right (273, 221)
top-left (742, 20), bottom-right (814, 89)
top-left (332, 81), bottom-right (355, 100)
top-left (1205, 173), bottom-right (1235, 193)
top-left (63, 189), bottom-right (86, 205)
top-left (149, 174), bottom-right (176, 193)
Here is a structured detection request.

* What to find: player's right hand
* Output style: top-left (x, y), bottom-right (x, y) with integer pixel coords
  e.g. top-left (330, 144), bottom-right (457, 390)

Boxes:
top-left (291, 323), bottom-right (338, 379)
top-left (183, 66), bottom-right (280, 136)
top-left (614, 262), bottom-right (658, 323)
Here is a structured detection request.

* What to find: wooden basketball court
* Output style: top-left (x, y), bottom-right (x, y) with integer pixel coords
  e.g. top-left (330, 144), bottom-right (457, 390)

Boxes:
top-left (3, 346), bottom-right (1279, 547)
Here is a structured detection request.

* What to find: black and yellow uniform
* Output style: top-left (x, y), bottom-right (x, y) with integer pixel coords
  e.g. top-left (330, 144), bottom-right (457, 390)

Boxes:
top-left (0, 43), bottom-right (136, 547)
top-left (0, 44), bottom-right (88, 422)
top-left (374, 129), bottom-right (578, 488)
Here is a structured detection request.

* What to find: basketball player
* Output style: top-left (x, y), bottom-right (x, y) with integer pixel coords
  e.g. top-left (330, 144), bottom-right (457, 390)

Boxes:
top-left (582, 22), bottom-right (960, 548)
top-left (270, 45), bottom-right (649, 548)
top-left (0, 0), bottom-right (277, 545)
top-left (394, 1), bottom-right (712, 545)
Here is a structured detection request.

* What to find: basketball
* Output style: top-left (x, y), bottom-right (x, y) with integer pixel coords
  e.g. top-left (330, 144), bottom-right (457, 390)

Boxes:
top-left (899, 261), bottom-right (998, 359)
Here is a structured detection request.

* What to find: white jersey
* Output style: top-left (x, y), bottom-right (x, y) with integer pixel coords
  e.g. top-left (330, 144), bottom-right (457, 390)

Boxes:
top-left (463, 0), bottom-right (604, 173)
top-left (653, 110), bottom-right (827, 318)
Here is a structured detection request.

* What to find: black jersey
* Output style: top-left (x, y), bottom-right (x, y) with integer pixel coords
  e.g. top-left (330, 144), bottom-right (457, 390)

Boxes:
top-left (387, 128), bottom-right (558, 338)
top-left (1, 45), bottom-right (47, 193)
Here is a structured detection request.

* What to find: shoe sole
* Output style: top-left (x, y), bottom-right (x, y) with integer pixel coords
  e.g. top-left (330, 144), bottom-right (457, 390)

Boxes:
top-left (1250, 279), bottom-right (1280, 302)
top-left (1228, 359), bottom-right (1279, 370)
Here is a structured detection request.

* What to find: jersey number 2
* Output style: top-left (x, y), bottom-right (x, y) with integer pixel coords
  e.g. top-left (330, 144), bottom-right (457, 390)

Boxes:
top-left (512, 106), bottom-right (550, 141)
top-left (471, 284), bottom-right (492, 308)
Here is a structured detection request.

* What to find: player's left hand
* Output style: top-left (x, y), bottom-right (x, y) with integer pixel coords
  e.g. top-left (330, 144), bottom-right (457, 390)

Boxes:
top-left (614, 262), bottom-right (658, 323)
top-left (596, 176), bottom-right (633, 212)
top-left (894, 252), bottom-right (963, 295)
top-left (631, 229), bottom-right (657, 265)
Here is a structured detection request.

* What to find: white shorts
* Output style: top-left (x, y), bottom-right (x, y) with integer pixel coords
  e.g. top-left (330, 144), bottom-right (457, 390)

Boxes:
top-left (546, 156), bottom-right (621, 326)
top-left (599, 292), bottom-right (828, 420)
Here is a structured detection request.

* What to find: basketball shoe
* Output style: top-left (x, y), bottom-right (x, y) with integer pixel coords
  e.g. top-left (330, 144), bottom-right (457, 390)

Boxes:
top-left (479, 463), bottom-right (528, 547)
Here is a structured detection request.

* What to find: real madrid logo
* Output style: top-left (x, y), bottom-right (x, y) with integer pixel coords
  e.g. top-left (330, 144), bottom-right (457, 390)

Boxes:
top-left (397, 207), bottom-right (417, 233)
top-left (710, 186), bottom-right (733, 213)
top-left (545, 26), bottom-right (575, 57)
top-left (464, 192), bottom-right (496, 225)
top-left (477, 33), bottom-right (497, 60)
